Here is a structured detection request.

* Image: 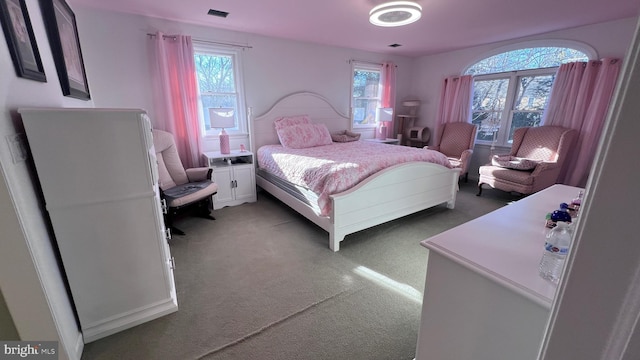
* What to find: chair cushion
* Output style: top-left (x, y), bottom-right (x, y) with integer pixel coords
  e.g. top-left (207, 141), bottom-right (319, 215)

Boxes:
top-left (439, 123), bottom-right (476, 158)
top-left (153, 130), bottom-right (189, 188)
top-left (514, 127), bottom-right (567, 161)
top-left (479, 165), bottom-right (535, 185)
top-left (164, 181), bottom-right (218, 208)
top-left (491, 155), bottom-right (540, 170)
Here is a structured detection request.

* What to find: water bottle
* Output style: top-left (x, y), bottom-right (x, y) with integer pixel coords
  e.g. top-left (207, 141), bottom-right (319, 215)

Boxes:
top-left (539, 221), bottom-right (573, 283)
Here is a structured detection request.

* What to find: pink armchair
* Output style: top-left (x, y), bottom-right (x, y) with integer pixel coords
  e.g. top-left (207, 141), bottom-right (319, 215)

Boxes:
top-left (153, 130), bottom-right (218, 235)
top-left (477, 126), bottom-right (578, 196)
top-left (424, 122), bottom-right (477, 182)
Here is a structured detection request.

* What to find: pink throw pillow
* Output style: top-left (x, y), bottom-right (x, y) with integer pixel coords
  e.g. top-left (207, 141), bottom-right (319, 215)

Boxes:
top-left (274, 115), bottom-right (311, 130)
top-left (277, 123), bottom-right (333, 149)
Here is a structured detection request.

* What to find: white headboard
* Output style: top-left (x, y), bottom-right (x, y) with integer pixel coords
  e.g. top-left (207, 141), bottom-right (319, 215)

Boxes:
top-left (250, 92), bottom-right (350, 151)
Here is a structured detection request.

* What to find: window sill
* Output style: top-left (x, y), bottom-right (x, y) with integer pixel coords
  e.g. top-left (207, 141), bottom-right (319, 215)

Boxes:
top-left (353, 124), bottom-right (377, 129)
top-left (203, 132), bottom-right (249, 139)
top-left (475, 142), bottom-right (511, 149)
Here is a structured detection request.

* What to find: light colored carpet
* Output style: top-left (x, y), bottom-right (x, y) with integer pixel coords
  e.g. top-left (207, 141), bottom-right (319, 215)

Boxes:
top-left (81, 182), bottom-right (518, 360)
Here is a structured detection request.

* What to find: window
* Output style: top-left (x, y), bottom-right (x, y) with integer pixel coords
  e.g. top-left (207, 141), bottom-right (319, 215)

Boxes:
top-left (193, 42), bottom-right (247, 135)
top-left (465, 46), bottom-right (589, 146)
top-left (351, 62), bottom-right (382, 128)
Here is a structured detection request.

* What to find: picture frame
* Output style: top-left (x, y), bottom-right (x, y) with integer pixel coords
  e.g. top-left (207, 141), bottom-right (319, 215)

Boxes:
top-left (0, 0), bottom-right (46, 82)
top-left (39, 0), bottom-right (90, 100)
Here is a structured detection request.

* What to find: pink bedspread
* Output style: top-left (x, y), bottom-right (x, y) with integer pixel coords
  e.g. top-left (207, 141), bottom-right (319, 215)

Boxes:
top-left (257, 141), bottom-right (452, 216)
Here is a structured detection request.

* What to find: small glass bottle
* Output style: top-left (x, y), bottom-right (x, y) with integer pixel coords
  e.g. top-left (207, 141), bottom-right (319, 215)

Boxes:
top-left (570, 191), bottom-right (584, 218)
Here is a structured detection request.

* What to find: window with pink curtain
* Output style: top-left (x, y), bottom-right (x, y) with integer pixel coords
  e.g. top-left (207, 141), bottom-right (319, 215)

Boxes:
top-left (433, 75), bottom-right (473, 145)
top-left (350, 61), bottom-right (396, 140)
top-left (380, 62), bottom-right (396, 139)
top-left (437, 75), bottom-right (473, 125)
top-left (149, 32), bottom-right (202, 168)
top-left (466, 45), bottom-right (591, 147)
top-left (542, 58), bottom-right (621, 187)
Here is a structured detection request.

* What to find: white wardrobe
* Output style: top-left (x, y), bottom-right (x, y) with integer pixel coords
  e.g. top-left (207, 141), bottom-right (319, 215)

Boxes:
top-left (20, 108), bottom-right (177, 343)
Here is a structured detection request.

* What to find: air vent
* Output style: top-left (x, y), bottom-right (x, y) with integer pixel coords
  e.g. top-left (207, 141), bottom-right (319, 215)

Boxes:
top-left (208, 9), bottom-right (229, 18)
top-left (388, 43), bottom-right (402, 48)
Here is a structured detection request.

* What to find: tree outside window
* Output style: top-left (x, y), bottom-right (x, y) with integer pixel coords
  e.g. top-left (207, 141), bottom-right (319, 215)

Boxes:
top-left (193, 43), bottom-right (246, 135)
top-left (351, 63), bottom-right (382, 127)
top-left (466, 47), bottom-right (588, 146)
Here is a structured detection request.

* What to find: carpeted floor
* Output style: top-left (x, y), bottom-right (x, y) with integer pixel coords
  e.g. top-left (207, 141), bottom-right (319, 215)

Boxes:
top-left (81, 181), bottom-right (519, 360)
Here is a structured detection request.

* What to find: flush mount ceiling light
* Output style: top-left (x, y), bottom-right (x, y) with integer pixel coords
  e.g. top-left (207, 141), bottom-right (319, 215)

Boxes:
top-left (369, 1), bottom-right (422, 27)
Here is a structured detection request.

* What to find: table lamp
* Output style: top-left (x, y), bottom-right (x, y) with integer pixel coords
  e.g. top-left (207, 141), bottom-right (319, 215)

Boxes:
top-left (209, 108), bottom-right (235, 154)
top-left (375, 107), bottom-right (394, 139)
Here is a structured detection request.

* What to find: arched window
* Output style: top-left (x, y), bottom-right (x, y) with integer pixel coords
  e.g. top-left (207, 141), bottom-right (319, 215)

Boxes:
top-left (465, 45), bottom-right (591, 146)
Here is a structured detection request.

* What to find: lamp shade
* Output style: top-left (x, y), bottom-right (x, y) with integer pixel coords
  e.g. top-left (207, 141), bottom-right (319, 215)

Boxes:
top-left (209, 108), bottom-right (235, 129)
top-left (402, 100), bottom-right (421, 107)
top-left (376, 107), bottom-right (394, 123)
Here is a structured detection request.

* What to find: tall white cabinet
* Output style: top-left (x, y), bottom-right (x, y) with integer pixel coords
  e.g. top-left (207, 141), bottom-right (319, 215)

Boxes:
top-left (20, 108), bottom-right (177, 343)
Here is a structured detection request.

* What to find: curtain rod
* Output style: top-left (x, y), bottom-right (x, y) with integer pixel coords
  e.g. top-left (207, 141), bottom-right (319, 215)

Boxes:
top-left (348, 59), bottom-right (398, 68)
top-left (146, 33), bottom-right (252, 50)
top-left (349, 59), bottom-right (382, 66)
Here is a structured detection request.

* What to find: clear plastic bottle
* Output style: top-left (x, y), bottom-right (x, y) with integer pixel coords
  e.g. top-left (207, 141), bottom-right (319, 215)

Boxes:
top-left (539, 221), bottom-right (573, 283)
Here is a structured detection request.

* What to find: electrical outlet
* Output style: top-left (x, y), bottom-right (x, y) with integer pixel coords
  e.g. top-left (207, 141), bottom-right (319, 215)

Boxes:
top-left (6, 133), bottom-right (29, 163)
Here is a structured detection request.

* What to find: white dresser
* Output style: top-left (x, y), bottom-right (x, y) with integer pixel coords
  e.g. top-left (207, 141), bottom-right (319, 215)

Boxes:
top-left (20, 108), bottom-right (178, 343)
top-left (415, 184), bottom-right (582, 360)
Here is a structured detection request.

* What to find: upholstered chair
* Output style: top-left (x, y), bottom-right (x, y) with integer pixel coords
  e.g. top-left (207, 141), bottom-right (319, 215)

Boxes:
top-left (153, 130), bottom-right (218, 235)
top-left (477, 126), bottom-right (578, 196)
top-left (424, 122), bottom-right (477, 182)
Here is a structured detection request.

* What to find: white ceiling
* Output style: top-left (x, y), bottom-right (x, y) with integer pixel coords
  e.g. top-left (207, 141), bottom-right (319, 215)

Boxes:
top-left (69, 0), bottom-right (640, 57)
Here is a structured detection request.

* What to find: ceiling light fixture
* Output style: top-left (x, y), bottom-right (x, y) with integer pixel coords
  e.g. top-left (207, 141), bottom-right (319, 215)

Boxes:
top-left (369, 1), bottom-right (422, 27)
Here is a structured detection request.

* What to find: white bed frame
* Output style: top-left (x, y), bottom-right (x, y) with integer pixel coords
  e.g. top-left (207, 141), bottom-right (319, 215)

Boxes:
top-left (251, 92), bottom-right (460, 251)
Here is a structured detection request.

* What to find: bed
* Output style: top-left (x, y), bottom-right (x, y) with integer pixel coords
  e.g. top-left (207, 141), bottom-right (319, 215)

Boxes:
top-left (251, 92), bottom-right (460, 251)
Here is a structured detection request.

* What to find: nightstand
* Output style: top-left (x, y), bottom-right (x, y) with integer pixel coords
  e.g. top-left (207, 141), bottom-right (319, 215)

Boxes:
top-left (364, 138), bottom-right (401, 145)
top-left (202, 151), bottom-right (257, 209)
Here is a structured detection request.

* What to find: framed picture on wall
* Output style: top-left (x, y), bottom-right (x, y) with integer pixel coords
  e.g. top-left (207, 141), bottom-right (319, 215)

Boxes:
top-left (39, 0), bottom-right (90, 100)
top-left (0, 0), bottom-right (46, 82)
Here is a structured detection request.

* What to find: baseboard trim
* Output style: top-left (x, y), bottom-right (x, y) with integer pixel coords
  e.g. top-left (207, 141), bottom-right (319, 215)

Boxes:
top-left (72, 332), bottom-right (84, 360)
top-left (81, 298), bottom-right (178, 343)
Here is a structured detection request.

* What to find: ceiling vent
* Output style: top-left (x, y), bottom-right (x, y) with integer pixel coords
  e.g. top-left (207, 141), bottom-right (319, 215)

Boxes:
top-left (208, 9), bottom-right (229, 18)
top-left (388, 43), bottom-right (402, 48)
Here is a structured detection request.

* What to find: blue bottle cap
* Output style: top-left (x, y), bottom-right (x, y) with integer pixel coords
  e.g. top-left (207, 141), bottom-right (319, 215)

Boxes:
top-left (551, 203), bottom-right (572, 223)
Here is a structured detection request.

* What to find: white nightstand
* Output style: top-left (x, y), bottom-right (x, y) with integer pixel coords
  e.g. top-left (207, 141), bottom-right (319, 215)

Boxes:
top-left (202, 150), bottom-right (257, 209)
top-left (364, 138), bottom-right (401, 145)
